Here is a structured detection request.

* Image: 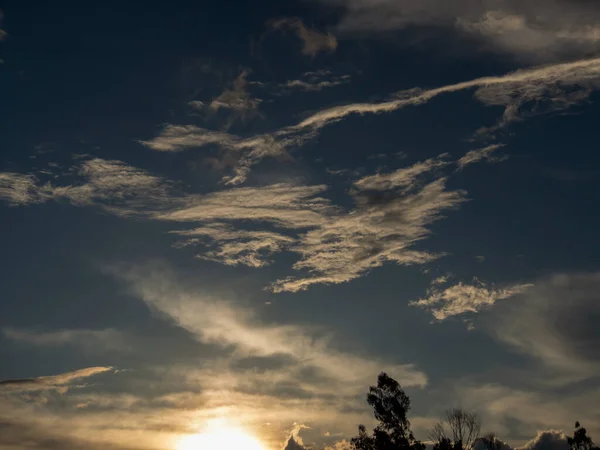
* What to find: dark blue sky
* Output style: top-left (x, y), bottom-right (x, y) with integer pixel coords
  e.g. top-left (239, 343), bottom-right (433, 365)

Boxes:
top-left (1, 1), bottom-right (600, 449)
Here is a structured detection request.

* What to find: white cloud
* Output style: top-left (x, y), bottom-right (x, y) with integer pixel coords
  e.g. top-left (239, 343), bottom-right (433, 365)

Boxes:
top-left (273, 176), bottom-right (466, 292)
top-left (268, 17), bottom-right (338, 57)
top-left (292, 57), bottom-right (600, 133)
top-left (156, 156), bottom-right (466, 292)
top-left (457, 144), bottom-right (507, 170)
top-left (0, 173), bottom-right (42, 205)
top-left (171, 224), bottom-right (296, 268)
top-left (140, 124), bottom-right (296, 185)
top-left (0, 157), bottom-right (174, 216)
top-left (411, 278), bottom-right (533, 321)
top-left (158, 183), bottom-right (333, 228)
top-left (139, 124), bottom-right (238, 152)
top-left (516, 430), bottom-right (569, 450)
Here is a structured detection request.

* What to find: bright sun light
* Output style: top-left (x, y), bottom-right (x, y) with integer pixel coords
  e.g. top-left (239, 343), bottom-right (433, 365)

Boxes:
top-left (176, 426), bottom-right (266, 450)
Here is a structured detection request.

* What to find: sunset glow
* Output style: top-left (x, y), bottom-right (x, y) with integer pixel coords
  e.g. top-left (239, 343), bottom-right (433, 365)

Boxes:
top-left (176, 426), bottom-right (266, 450)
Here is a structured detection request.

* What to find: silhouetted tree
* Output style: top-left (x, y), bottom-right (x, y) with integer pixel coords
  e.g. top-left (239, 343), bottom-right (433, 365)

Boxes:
top-left (480, 433), bottom-right (504, 450)
top-left (568, 422), bottom-right (598, 450)
top-left (429, 409), bottom-right (481, 450)
top-left (351, 372), bottom-right (425, 450)
top-left (433, 437), bottom-right (463, 450)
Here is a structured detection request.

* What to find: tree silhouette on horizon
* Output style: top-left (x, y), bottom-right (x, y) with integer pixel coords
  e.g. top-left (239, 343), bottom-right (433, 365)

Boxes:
top-left (351, 372), bottom-right (425, 450)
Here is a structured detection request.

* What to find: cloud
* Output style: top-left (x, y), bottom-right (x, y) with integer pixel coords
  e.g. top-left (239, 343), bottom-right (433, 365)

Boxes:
top-left (411, 278), bottom-right (533, 321)
top-left (283, 423), bottom-right (309, 450)
top-left (0, 173), bottom-right (42, 205)
top-left (171, 224), bottom-right (296, 268)
top-left (268, 17), bottom-right (338, 57)
top-left (0, 157), bottom-right (174, 216)
top-left (279, 71), bottom-right (351, 93)
top-left (517, 430), bottom-right (569, 450)
top-left (0, 367), bottom-right (113, 392)
top-left (156, 155), bottom-right (467, 292)
top-left (110, 262), bottom-right (428, 392)
top-left (272, 174), bottom-right (466, 292)
top-left (456, 382), bottom-right (600, 445)
top-left (491, 271), bottom-right (600, 380)
top-left (457, 144), bottom-right (507, 170)
top-left (207, 70), bottom-right (263, 128)
top-left (2, 328), bottom-right (127, 352)
top-left (316, 0), bottom-right (600, 59)
top-left (1, 153), bottom-right (469, 292)
top-left (141, 58), bottom-right (600, 185)
top-left (140, 124), bottom-right (296, 185)
top-left (292, 57), bottom-right (600, 133)
top-left (139, 124), bottom-right (238, 152)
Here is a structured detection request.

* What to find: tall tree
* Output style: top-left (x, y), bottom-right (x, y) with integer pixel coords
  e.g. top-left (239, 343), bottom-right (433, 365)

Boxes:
top-left (351, 372), bottom-right (425, 450)
top-left (568, 422), bottom-right (598, 450)
top-left (429, 409), bottom-right (481, 450)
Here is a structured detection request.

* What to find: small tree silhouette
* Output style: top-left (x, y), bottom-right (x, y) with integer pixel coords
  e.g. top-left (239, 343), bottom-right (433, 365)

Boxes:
top-left (429, 409), bottom-right (481, 450)
top-left (568, 422), bottom-right (598, 450)
top-left (351, 372), bottom-right (425, 450)
top-left (480, 433), bottom-right (505, 450)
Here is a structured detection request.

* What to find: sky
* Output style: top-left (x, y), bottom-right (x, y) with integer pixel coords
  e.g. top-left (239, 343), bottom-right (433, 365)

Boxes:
top-left (1, 1), bottom-right (600, 449)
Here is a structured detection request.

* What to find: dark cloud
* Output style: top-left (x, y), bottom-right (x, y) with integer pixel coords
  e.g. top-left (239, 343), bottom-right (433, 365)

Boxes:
top-left (316, 0), bottom-right (600, 60)
top-left (0, 420), bottom-right (151, 450)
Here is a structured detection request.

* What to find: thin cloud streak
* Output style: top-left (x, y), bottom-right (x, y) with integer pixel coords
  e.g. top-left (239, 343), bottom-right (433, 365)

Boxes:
top-left (141, 57), bottom-right (600, 184)
top-left (0, 367), bottom-right (114, 392)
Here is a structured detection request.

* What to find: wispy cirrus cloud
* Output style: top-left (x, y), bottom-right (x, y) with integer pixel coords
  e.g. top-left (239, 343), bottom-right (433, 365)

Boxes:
top-left (292, 57), bottom-right (600, 133)
top-left (0, 157), bottom-right (175, 215)
top-left (457, 144), bottom-right (507, 170)
top-left (110, 262), bottom-right (428, 390)
top-left (140, 124), bottom-right (297, 185)
top-left (411, 277), bottom-right (533, 321)
top-left (0, 367), bottom-right (114, 392)
top-left (267, 17), bottom-right (338, 57)
top-left (142, 57), bottom-right (600, 185)
top-left (0, 173), bottom-right (42, 205)
top-left (156, 154), bottom-right (467, 292)
top-left (0, 152), bottom-right (479, 292)
top-left (206, 70), bottom-right (263, 129)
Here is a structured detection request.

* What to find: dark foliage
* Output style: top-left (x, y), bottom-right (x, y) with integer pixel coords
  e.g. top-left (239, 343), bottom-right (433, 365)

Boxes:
top-left (568, 422), bottom-right (599, 450)
top-left (351, 372), bottom-right (426, 450)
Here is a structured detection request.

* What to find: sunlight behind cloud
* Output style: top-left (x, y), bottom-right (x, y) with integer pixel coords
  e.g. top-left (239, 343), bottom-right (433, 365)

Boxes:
top-left (176, 425), bottom-right (266, 450)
